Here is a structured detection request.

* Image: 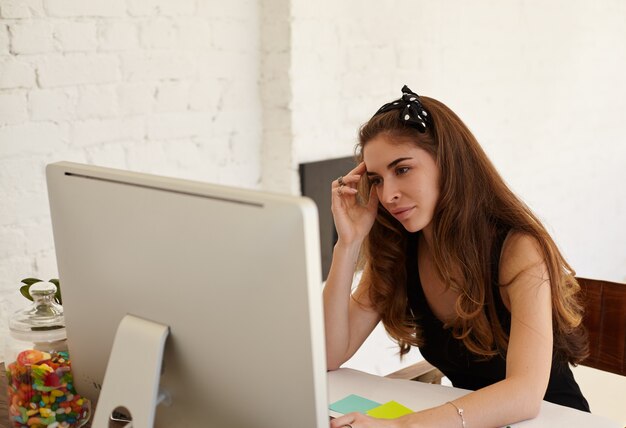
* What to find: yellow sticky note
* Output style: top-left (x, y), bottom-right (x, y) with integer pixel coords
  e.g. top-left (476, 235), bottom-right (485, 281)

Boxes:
top-left (366, 401), bottom-right (413, 419)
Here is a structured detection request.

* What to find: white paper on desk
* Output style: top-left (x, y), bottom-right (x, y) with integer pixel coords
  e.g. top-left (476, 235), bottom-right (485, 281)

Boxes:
top-left (327, 368), bottom-right (622, 428)
top-left (329, 410), bottom-right (342, 418)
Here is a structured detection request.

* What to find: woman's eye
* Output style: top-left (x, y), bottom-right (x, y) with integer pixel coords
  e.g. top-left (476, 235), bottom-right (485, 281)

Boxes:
top-left (396, 167), bottom-right (410, 175)
top-left (369, 177), bottom-right (382, 186)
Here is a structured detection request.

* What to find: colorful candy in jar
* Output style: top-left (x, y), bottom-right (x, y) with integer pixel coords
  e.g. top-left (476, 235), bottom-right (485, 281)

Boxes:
top-left (6, 349), bottom-right (90, 427)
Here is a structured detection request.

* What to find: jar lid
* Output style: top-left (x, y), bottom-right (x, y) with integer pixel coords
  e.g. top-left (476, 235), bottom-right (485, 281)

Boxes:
top-left (9, 281), bottom-right (66, 342)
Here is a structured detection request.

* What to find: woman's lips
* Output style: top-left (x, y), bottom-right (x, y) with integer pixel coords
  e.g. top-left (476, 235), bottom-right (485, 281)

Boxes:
top-left (391, 206), bottom-right (415, 220)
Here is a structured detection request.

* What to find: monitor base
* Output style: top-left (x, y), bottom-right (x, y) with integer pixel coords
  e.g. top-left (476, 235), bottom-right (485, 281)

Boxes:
top-left (91, 314), bottom-right (169, 428)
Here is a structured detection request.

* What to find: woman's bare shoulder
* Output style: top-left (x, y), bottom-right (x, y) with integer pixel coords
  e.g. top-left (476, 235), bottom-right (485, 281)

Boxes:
top-left (499, 230), bottom-right (548, 287)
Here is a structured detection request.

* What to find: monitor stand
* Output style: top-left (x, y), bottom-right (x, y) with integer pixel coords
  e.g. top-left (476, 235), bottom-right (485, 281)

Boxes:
top-left (91, 315), bottom-right (170, 428)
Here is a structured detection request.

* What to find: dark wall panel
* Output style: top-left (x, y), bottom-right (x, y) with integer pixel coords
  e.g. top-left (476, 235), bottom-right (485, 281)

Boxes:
top-left (300, 156), bottom-right (356, 280)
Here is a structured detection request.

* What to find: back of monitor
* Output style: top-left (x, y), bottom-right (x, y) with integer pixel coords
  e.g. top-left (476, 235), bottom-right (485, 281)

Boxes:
top-left (47, 161), bottom-right (327, 428)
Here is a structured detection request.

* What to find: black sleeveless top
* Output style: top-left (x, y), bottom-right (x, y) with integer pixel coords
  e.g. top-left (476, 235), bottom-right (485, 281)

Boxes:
top-left (405, 231), bottom-right (590, 412)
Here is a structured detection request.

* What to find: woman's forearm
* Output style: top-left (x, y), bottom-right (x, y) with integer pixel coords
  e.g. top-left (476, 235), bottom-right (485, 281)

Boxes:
top-left (323, 240), bottom-right (365, 369)
top-left (401, 376), bottom-right (543, 428)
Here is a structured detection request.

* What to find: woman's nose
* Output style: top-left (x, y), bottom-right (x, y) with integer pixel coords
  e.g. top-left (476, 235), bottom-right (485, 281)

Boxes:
top-left (381, 183), bottom-right (400, 203)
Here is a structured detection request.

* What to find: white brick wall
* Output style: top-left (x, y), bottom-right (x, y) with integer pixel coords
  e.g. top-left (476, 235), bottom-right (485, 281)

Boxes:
top-left (0, 0), bottom-right (45, 20)
top-left (120, 51), bottom-right (195, 81)
top-left (0, 56), bottom-right (36, 88)
top-left (99, 21), bottom-right (139, 51)
top-left (0, 0), bottom-right (262, 353)
top-left (0, 122), bottom-right (68, 157)
top-left (76, 85), bottom-right (118, 119)
top-left (28, 87), bottom-right (76, 120)
top-left (45, 0), bottom-right (126, 18)
top-left (0, 91), bottom-right (27, 125)
top-left (9, 20), bottom-right (54, 53)
top-left (54, 21), bottom-right (98, 51)
top-left (127, 0), bottom-right (196, 17)
top-left (37, 53), bottom-right (121, 87)
top-left (260, 0), bottom-right (295, 194)
top-left (0, 23), bottom-right (9, 53)
top-left (117, 82), bottom-right (153, 115)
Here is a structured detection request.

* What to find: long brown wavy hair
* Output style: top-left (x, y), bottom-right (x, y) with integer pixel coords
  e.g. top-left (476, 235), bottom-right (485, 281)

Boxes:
top-left (357, 96), bottom-right (588, 364)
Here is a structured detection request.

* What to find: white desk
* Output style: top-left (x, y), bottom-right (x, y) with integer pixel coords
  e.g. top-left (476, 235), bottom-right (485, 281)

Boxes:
top-left (328, 368), bottom-right (622, 428)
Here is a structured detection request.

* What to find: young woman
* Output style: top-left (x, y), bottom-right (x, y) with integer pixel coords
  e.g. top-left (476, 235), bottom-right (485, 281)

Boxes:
top-left (325, 86), bottom-right (589, 428)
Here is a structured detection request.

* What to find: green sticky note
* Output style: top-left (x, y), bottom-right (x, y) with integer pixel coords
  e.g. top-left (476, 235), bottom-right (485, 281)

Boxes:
top-left (366, 401), bottom-right (413, 419)
top-left (329, 394), bottom-right (381, 415)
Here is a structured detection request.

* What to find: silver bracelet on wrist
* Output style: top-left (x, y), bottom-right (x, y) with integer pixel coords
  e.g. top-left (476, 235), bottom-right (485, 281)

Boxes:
top-left (446, 401), bottom-right (466, 428)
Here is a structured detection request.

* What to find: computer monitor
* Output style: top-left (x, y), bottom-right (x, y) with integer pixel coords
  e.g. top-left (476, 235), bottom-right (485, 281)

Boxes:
top-left (46, 161), bottom-right (328, 428)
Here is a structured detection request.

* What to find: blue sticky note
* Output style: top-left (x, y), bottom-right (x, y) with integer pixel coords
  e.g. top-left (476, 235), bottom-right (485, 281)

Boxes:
top-left (330, 394), bottom-right (381, 415)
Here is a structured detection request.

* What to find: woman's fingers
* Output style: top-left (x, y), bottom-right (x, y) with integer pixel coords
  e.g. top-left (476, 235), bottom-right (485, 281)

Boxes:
top-left (333, 169), bottom-right (360, 201)
top-left (335, 186), bottom-right (358, 197)
top-left (329, 412), bottom-right (357, 428)
top-left (333, 162), bottom-right (367, 189)
top-left (333, 174), bottom-right (361, 189)
top-left (351, 161), bottom-right (367, 175)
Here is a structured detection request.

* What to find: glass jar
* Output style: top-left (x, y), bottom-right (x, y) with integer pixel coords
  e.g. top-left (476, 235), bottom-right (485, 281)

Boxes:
top-left (5, 282), bottom-right (90, 428)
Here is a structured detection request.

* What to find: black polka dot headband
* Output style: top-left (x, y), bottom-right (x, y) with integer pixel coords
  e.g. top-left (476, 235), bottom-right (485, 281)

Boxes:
top-left (372, 85), bottom-right (431, 133)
